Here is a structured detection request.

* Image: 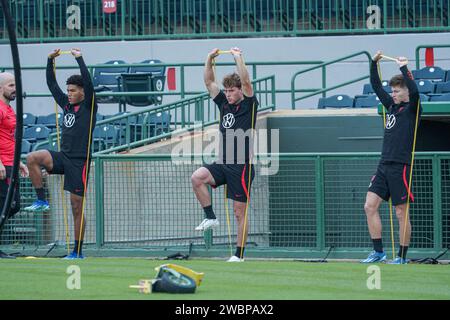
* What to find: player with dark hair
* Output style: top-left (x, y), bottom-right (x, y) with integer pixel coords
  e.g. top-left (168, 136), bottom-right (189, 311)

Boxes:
top-left (25, 48), bottom-right (98, 259)
top-left (361, 51), bottom-right (422, 264)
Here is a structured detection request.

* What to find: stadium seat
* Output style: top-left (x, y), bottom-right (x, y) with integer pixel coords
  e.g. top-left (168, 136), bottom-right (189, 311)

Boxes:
top-left (354, 95), bottom-right (381, 108)
top-left (21, 139), bottom-right (32, 154)
top-left (412, 66), bottom-right (446, 82)
top-left (148, 111), bottom-right (171, 136)
top-left (434, 81), bottom-right (450, 94)
top-left (129, 112), bottom-right (171, 141)
top-left (128, 59), bottom-right (166, 105)
top-left (36, 113), bottom-right (62, 129)
top-left (429, 93), bottom-right (450, 102)
top-left (97, 113), bottom-right (105, 121)
top-left (93, 60), bottom-right (130, 110)
top-left (318, 94), bottom-right (354, 109)
top-left (104, 111), bottom-right (138, 126)
top-left (23, 125), bottom-right (51, 143)
top-left (33, 140), bottom-right (58, 152)
top-left (119, 73), bottom-right (157, 107)
top-left (415, 80), bottom-right (435, 94)
top-left (23, 113), bottom-right (37, 127)
top-left (362, 81), bottom-right (392, 95)
top-left (92, 124), bottom-right (120, 151)
top-left (419, 93), bottom-right (429, 101)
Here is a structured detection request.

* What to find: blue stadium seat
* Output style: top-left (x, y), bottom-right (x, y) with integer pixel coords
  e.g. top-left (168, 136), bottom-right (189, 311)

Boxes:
top-left (104, 112), bottom-right (138, 126)
top-left (97, 113), bottom-right (105, 122)
top-left (434, 81), bottom-right (450, 94)
top-left (415, 80), bottom-right (435, 94)
top-left (354, 95), bottom-right (381, 108)
top-left (36, 113), bottom-right (62, 129)
top-left (129, 59), bottom-right (165, 75)
top-left (119, 73), bottom-right (157, 107)
top-left (148, 112), bottom-right (171, 136)
top-left (419, 93), bottom-right (429, 101)
top-left (362, 81), bottom-right (392, 95)
top-left (412, 66), bottom-right (446, 82)
top-left (33, 140), bottom-right (58, 152)
top-left (23, 125), bottom-right (51, 143)
top-left (429, 93), bottom-right (450, 102)
top-left (23, 113), bottom-right (37, 127)
top-left (318, 94), bottom-right (354, 109)
top-left (93, 60), bottom-right (130, 108)
top-left (128, 59), bottom-right (166, 105)
top-left (92, 124), bottom-right (120, 151)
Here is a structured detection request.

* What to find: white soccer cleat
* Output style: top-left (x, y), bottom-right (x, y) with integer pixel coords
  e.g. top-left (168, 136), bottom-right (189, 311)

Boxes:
top-left (195, 218), bottom-right (219, 231)
top-left (227, 256), bottom-right (244, 262)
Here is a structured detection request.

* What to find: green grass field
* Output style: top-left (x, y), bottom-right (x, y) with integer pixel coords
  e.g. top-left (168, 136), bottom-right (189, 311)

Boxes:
top-left (0, 258), bottom-right (449, 300)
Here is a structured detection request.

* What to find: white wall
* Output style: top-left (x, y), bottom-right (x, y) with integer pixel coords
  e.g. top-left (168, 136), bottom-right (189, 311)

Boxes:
top-left (1, 32), bottom-right (450, 115)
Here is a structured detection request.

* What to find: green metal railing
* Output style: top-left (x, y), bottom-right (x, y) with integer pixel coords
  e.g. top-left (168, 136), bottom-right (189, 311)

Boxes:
top-left (1, 152), bottom-right (448, 258)
top-left (32, 75), bottom-right (276, 154)
top-left (1, 1), bottom-right (449, 43)
top-left (0, 60), bottom-right (322, 105)
top-left (290, 51), bottom-right (372, 109)
top-left (415, 43), bottom-right (450, 69)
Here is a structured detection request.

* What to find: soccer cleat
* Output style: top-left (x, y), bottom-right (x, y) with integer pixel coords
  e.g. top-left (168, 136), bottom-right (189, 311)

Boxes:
top-left (227, 256), bottom-right (244, 262)
top-left (387, 257), bottom-right (409, 264)
top-left (360, 250), bottom-right (386, 263)
top-left (62, 252), bottom-right (85, 260)
top-left (195, 218), bottom-right (219, 231)
top-left (24, 200), bottom-right (50, 212)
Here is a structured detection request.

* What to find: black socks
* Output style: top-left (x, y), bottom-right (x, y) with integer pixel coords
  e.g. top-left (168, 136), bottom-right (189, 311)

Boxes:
top-left (203, 205), bottom-right (216, 219)
top-left (372, 238), bottom-right (383, 253)
top-left (36, 188), bottom-right (46, 201)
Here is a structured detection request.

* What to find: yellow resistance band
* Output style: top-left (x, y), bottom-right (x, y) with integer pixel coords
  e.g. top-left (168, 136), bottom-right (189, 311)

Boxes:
top-left (77, 92), bottom-right (96, 256)
top-left (402, 98), bottom-right (420, 255)
top-left (377, 62), bottom-right (396, 260)
top-left (240, 100), bottom-right (256, 258)
top-left (52, 59), bottom-right (71, 255)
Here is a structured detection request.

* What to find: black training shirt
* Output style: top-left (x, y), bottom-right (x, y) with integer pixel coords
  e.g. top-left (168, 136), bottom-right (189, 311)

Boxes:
top-left (213, 91), bottom-right (258, 164)
top-left (370, 61), bottom-right (422, 164)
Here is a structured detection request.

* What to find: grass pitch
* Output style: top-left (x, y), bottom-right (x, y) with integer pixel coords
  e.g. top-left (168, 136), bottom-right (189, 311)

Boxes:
top-left (0, 258), bottom-right (448, 300)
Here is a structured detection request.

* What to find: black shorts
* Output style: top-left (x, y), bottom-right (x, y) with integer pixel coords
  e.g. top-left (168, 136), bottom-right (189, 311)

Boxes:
top-left (368, 161), bottom-right (414, 206)
top-left (204, 163), bottom-right (255, 203)
top-left (0, 166), bottom-right (21, 217)
top-left (49, 151), bottom-right (90, 197)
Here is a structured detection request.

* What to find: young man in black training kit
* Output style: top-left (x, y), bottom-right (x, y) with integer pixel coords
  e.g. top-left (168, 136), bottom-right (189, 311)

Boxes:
top-left (25, 48), bottom-right (98, 259)
top-left (191, 47), bottom-right (258, 262)
top-left (361, 51), bottom-right (422, 264)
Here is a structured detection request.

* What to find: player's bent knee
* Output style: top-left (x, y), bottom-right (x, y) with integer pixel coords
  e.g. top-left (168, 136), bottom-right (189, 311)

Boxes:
top-left (364, 201), bottom-right (377, 214)
top-left (191, 172), bottom-right (202, 187)
top-left (192, 168), bottom-right (212, 186)
top-left (26, 152), bottom-right (37, 165)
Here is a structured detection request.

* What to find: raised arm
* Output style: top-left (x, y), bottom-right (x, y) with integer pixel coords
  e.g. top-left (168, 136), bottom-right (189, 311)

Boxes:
top-left (230, 47), bottom-right (253, 97)
top-left (370, 50), bottom-right (394, 108)
top-left (71, 48), bottom-right (94, 103)
top-left (204, 48), bottom-right (220, 99)
top-left (396, 57), bottom-right (420, 111)
top-left (46, 49), bottom-right (68, 108)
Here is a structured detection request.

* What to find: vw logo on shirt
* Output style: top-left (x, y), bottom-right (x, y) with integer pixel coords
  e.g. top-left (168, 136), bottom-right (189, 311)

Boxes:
top-left (222, 113), bottom-right (235, 129)
top-left (64, 113), bottom-right (76, 128)
top-left (385, 114), bottom-right (396, 129)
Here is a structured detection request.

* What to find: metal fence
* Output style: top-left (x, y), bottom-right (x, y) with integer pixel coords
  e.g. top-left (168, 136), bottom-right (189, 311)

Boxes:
top-left (1, 0), bottom-right (449, 43)
top-left (1, 152), bottom-right (448, 258)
